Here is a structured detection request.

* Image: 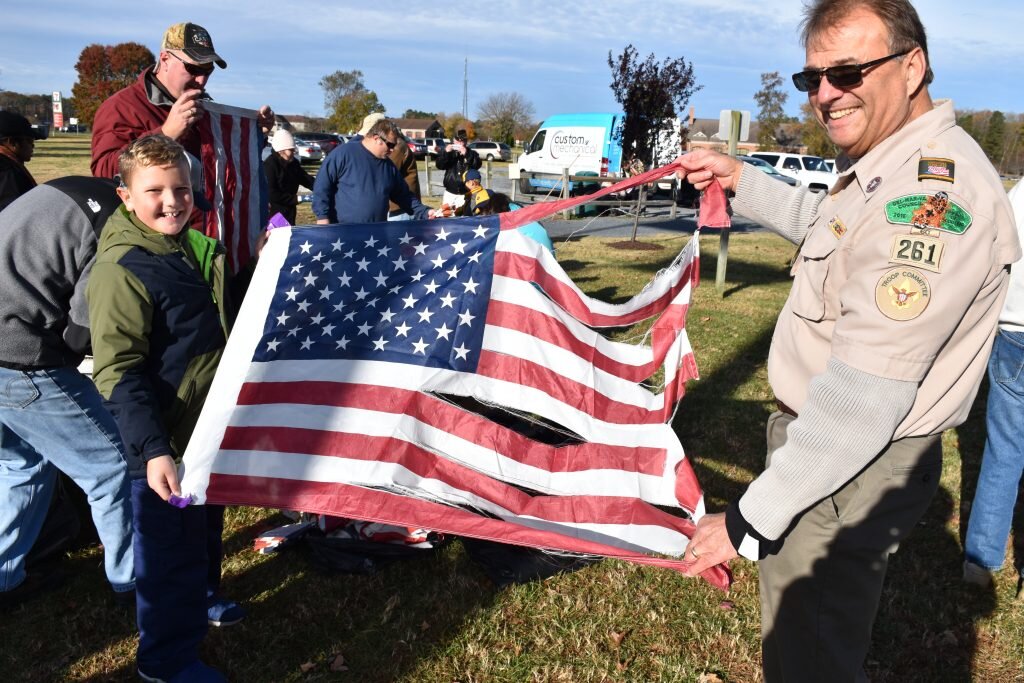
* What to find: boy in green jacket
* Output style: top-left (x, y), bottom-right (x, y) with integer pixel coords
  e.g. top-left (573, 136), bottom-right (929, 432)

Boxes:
top-left (88, 134), bottom-right (240, 683)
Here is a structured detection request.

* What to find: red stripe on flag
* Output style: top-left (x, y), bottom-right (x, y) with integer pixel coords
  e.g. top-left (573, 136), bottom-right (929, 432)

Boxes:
top-left (236, 115), bottom-right (253, 268)
top-left (219, 113), bottom-right (238, 272)
top-left (494, 252), bottom-right (694, 328)
top-left (234, 382), bottom-right (668, 475)
top-left (219, 426), bottom-right (686, 529)
top-left (476, 350), bottom-right (670, 424)
top-left (486, 300), bottom-right (691, 382)
top-left (204, 473), bottom-right (730, 589)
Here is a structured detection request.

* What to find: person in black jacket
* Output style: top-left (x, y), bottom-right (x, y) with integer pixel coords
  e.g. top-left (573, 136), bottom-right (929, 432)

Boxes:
top-left (0, 111), bottom-right (41, 212)
top-left (263, 129), bottom-right (315, 225)
top-left (434, 129), bottom-right (481, 211)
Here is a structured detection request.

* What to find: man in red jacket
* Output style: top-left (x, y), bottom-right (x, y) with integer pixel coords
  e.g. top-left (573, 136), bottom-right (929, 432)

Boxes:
top-left (90, 22), bottom-right (274, 180)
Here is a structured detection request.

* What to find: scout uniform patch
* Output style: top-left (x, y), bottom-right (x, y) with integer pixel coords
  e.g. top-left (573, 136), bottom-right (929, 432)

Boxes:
top-left (888, 233), bottom-right (944, 273)
top-left (828, 216), bottom-right (847, 239)
top-left (875, 268), bottom-right (931, 321)
top-left (917, 157), bottom-right (955, 183)
top-left (884, 192), bottom-right (972, 234)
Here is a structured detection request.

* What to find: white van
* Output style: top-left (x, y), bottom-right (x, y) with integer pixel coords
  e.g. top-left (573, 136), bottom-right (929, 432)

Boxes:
top-left (750, 152), bottom-right (837, 192)
top-left (514, 113), bottom-right (624, 194)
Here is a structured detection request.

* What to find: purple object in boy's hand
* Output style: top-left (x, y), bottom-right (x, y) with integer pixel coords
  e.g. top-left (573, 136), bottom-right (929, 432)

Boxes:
top-left (168, 493), bottom-right (194, 508)
top-left (267, 212), bottom-right (290, 230)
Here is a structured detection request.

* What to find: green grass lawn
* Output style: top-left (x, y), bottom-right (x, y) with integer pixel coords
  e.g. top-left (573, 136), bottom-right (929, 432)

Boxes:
top-left (10, 136), bottom-right (1023, 682)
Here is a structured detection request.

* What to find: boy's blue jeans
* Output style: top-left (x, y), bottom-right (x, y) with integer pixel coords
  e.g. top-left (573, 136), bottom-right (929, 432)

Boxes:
top-left (0, 366), bottom-right (134, 593)
top-left (965, 329), bottom-right (1024, 573)
top-left (133, 479), bottom-right (226, 679)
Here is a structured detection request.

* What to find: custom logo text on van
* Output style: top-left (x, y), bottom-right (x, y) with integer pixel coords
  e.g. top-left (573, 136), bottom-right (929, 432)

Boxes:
top-left (550, 130), bottom-right (598, 159)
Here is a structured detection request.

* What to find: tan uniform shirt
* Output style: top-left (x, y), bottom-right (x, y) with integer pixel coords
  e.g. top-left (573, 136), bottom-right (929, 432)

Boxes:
top-left (769, 100), bottom-right (1020, 439)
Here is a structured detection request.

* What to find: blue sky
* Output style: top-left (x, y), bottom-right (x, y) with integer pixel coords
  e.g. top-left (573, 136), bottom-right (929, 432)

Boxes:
top-left (3, 0), bottom-right (1022, 126)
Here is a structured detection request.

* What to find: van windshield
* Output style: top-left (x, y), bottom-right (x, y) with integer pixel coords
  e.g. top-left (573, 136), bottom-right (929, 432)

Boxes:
top-left (528, 130), bottom-right (546, 154)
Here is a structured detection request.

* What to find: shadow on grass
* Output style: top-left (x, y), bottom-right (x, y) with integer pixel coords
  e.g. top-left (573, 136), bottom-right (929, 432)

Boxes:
top-left (1, 511), bottom-right (501, 683)
top-left (203, 531), bottom-right (500, 682)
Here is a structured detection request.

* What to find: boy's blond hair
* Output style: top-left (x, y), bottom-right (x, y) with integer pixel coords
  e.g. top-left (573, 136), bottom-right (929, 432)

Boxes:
top-left (118, 134), bottom-right (187, 186)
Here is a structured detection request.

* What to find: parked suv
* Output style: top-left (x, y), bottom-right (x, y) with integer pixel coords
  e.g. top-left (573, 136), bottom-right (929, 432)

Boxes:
top-left (423, 137), bottom-right (447, 158)
top-left (468, 141), bottom-right (511, 161)
top-left (750, 152), bottom-right (837, 192)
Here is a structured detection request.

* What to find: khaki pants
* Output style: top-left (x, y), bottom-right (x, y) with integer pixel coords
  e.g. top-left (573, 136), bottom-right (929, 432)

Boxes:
top-left (759, 412), bottom-right (942, 683)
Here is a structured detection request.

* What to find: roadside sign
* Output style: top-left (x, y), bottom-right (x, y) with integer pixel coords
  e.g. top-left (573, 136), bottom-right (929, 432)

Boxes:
top-left (52, 91), bottom-right (63, 129)
top-left (718, 110), bottom-right (750, 142)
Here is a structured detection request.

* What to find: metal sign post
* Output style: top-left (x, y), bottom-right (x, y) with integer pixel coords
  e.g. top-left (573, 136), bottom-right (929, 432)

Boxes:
top-left (715, 109), bottom-right (748, 295)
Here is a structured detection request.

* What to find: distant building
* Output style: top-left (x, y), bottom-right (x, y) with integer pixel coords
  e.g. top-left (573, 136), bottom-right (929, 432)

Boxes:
top-left (273, 114), bottom-right (327, 133)
top-left (394, 118), bottom-right (444, 139)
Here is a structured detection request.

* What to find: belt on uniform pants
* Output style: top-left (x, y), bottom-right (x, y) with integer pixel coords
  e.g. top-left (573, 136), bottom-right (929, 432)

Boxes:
top-left (775, 399), bottom-right (797, 417)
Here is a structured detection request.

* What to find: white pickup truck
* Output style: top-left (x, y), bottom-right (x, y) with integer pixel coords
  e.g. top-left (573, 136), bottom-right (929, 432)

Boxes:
top-left (750, 152), bottom-right (838, 192)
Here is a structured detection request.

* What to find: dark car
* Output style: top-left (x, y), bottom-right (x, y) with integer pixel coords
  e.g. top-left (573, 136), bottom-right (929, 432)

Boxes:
top-left (298, 132), bottom-right (344, 155)
top-left (407, 138), bottom-right (428, 158)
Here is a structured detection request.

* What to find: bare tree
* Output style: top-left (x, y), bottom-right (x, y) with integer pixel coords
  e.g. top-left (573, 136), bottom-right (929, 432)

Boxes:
top-left (608, 45), bottom-right (701, 167)
top-left (476, 92), bottom-right (535, 144)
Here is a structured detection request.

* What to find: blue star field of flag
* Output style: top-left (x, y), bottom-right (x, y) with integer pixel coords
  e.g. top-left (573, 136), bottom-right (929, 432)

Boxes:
top-left (253, 217), bottom-right (499, 371)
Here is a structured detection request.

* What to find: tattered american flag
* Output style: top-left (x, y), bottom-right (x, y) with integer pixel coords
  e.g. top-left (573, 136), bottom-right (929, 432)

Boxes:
top-left (181, 215), bottom-right (727, 587)
top-left (197, 101), bottom-right (264, 272)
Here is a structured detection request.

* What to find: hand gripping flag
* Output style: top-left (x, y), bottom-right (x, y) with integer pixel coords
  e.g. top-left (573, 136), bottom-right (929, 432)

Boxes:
top-left (197, 101), bottom-right (264, 272)
top-left (181, 171), bottom-right (730, 589)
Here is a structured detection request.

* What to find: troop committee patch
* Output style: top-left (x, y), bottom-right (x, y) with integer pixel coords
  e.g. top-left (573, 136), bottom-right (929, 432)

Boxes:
top-left (875, 268), bottom-right (931, 321)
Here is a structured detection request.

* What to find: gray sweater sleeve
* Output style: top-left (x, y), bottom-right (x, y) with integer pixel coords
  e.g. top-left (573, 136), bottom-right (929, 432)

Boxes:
top-left (736, 358), bottom-right (917, 544)
top-left (730, 163), bottom-right (827, 244)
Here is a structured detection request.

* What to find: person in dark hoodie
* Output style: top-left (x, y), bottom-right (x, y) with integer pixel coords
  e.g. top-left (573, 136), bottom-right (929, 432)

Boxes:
top-left (0, 177), bottom-right (134, 610)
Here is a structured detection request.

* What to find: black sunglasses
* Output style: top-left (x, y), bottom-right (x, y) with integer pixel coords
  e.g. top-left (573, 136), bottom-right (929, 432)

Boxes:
top-left (377, 136), bottom-right (396, 151)
top-left (792, 50), bottom-right (909, 92)
top-left (167, 51), bottom-right (215, 77)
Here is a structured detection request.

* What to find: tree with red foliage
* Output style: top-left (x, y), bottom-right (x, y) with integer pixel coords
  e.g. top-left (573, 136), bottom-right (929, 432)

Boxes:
top-left (72, 42), bottom-right (154, 126)
top-left (607, 45), bottom-right (701, 168)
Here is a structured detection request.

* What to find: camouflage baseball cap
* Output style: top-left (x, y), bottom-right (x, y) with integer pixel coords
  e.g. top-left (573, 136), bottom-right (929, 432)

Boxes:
top-left (161, 22), bottom-right (227, 69)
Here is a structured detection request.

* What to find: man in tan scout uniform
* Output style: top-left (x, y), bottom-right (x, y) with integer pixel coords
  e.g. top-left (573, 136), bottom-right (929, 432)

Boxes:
top-left (676, 0), bottom-right (1019, 679)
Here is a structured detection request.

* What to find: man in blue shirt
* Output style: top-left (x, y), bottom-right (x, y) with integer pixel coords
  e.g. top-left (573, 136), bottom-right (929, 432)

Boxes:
top-left (314, 119), bottom-right (432, 224)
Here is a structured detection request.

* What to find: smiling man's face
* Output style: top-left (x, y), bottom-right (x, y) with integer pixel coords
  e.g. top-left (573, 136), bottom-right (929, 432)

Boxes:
top-left (806, 8), bottom-right (920, 158)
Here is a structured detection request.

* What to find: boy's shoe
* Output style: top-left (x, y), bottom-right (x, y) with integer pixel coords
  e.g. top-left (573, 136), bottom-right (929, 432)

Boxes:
top-left (138, 659), bottom-right (226, 683)
top-left (207, 596), bottom-right (246, 627)
top-left (962, 560), bottom-right (995, 587)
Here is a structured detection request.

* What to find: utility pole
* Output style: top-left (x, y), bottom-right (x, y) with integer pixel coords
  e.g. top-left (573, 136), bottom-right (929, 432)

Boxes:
top-left (462, 57), bottom-right (468, 119)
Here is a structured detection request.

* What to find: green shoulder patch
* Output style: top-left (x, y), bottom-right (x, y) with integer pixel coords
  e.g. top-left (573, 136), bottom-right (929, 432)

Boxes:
top-left (884, 192), bottom-right (972, 234)
top-left (918, 157), bottom-right (955, 183)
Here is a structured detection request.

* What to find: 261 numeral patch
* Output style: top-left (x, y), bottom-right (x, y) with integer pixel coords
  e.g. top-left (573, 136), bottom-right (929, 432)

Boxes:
top-left (889, 234), bottom-right (944, 273)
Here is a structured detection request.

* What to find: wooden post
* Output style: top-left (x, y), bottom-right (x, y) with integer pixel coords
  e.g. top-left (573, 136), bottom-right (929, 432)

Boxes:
top-left (561, 168), bottom-right (570, 219)
top-left (715, 110), bottom-right (741, 296)
top-left (424, 159), bottom-right (433, 198)
top-left (485, 158), bottom-right (492, 186)
top-left (669, 178), bottom-right (677, 219)
top-left (629, 184), bottom-right (646, 242)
